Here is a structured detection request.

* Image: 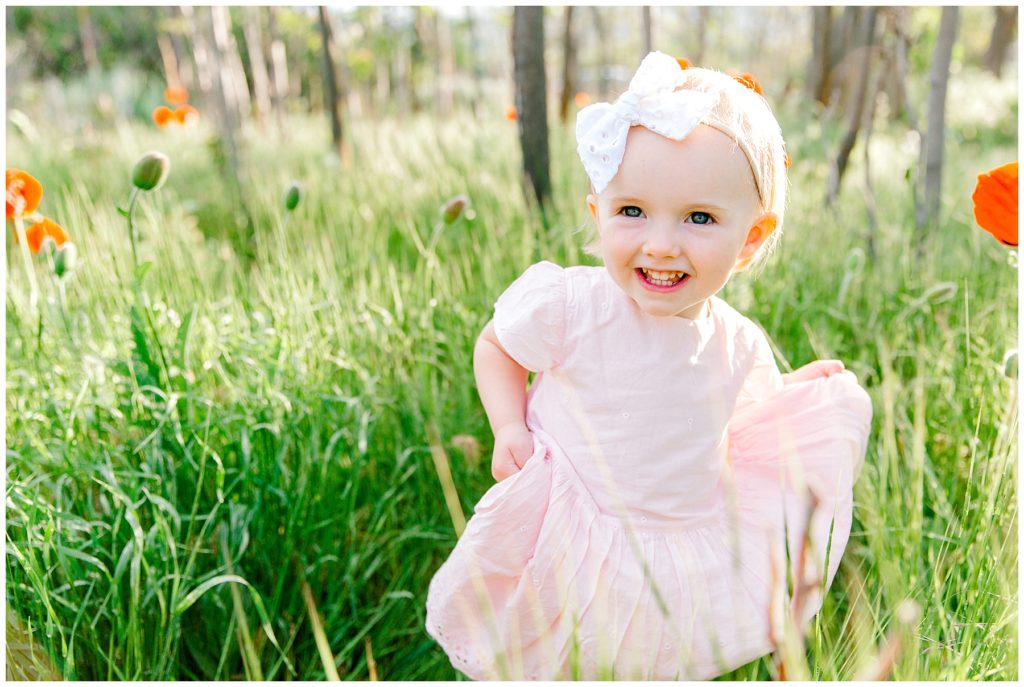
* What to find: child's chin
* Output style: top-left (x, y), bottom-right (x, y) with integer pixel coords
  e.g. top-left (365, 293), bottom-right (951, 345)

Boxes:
top-left (636, 301), bottom-right (686, 318)
top-left (633, 297), bottom-right (705, 319)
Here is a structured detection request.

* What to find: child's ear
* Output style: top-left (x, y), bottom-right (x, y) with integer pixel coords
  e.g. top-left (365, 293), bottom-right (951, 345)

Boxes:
top-left (734, 212), bottom-right (777, 271)
top-left (586, 194), bottom-right (599, 223)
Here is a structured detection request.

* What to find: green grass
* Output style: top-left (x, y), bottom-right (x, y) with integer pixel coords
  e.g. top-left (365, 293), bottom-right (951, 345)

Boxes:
top-left (5, 70), bottom-right (1017, 680)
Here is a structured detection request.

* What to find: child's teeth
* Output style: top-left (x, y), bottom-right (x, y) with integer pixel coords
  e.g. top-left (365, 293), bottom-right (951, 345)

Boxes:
top-left (642, 267), bottom-right (685, 285)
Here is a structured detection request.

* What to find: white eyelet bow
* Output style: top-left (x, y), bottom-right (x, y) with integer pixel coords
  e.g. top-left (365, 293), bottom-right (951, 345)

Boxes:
top-left (576, 51), bottom-right (716, 193)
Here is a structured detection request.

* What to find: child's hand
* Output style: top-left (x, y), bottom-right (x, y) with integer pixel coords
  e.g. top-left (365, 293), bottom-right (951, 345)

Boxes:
top-left (782, 359), bottom-right (845, 385)
top-left (492, 423), bottom-right (535, 481)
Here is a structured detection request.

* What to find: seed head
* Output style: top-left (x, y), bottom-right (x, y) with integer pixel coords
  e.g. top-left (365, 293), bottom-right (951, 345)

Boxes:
top-left (131, 150), bottom-right (170, 191)
top-left (284, 182), bottom-right (302, 212)
top-left (441, 194), bottom-right (469, 224)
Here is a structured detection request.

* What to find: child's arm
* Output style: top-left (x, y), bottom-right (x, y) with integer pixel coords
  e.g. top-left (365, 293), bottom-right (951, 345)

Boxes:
top-left (474, 320), bottom-right (536, 481)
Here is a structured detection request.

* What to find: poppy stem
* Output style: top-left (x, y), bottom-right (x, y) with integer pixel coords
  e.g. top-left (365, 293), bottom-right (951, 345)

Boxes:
top-left (126, 187), bottom-right (141, 269)
top-left (11, 216), bottom-right (39, 311)
top-left (57, 278), bottom-right (74, 344)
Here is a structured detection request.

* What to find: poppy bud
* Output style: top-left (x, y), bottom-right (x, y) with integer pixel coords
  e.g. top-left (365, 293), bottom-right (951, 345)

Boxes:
top-left (131, 151), bottom-right (170, 191)
top-left (54, 242), bottom-right (78, 278)
top-left (441, 194), bottom-right (469, 224)
top-left (1003, 349), bottom-right (1018, 380)
top-left (283, 182), bottom-right (302, 211)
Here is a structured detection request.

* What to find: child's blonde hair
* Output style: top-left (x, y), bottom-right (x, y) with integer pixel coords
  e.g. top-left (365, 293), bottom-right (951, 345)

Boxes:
top-left (583, 66), bottom-right (789, 271)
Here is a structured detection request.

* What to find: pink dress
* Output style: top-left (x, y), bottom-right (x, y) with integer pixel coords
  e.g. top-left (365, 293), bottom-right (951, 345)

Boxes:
top-left (426, 262), bottom-right (872, 680)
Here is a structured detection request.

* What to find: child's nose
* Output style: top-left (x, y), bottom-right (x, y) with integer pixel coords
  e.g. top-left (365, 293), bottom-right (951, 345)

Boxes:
top-left (643, 223), bottom-right (682, 258)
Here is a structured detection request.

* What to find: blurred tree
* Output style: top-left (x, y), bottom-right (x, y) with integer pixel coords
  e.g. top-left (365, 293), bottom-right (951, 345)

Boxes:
top-left (984, 6), bottom-right (1017, 79)
top-left (242, 6), bottom-right (272, 126)
top-left (157, 32), bottom-right (182, 92)
top-left (436, 11), bottom-right (455, 117)
top-left (265, 6), bottom-right (289, 130)
top-left (694, 7), bottom-right (710, 65)
top-left (828, 7), bottom-right (879, 205)
top-left (590, 7), bottom-right (610, 99)
top-left (890, 7), bottom-right (920, 131)
top-left (513, 6), bottom-right (551, 210)
top-left (218, 7), bottom-right (252, 123)
top-left (465, 7), bottom-right (484, 118)
top-left (77, 6), bottom-right (99, 74)
top-left (917, 7), bottom-right (960, 235)
top-left (641, 6), bottom-right (652, 58)
top-left (161, 6), bottom-right (194, 92)
top-left (806, 6), bottom-right (832, 103)
top-left (318, 6), bottom-right (345, 159)
top-left (558, 6), bottom-right (577, 124)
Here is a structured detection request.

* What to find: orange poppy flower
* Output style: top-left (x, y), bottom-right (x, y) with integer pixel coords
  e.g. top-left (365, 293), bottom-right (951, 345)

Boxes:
top-left (972, 161), bottom-right (1018, 247)
top-left (574, 91), bottom-right (591, 109)
top-left (732, 71), bottom-right (764, 95)
top-left (505, 105), bottom-right (518, 122)
top-left (17, 216), bottom-right (69, 254)
top-left (6, 168), bottom-right (43, 219)
top-left (175, 104), bottom-right (199, 126)
top-left (164, 86), bottom-right (189, 106)
top-left (676, 57), bottom-right (691, 70)
top-left (153, 105), bottom-right (174, 127)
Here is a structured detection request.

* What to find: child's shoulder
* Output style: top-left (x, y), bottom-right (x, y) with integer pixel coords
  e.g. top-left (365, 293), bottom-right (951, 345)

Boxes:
top-left (514, 261), bottom-right (611, 304)
top-left (710, 296), bottom-right (770, 347)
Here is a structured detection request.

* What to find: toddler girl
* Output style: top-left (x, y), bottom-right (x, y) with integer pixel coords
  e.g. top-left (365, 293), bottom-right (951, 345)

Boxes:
top-left (426, 52), bottom-right (871, 680)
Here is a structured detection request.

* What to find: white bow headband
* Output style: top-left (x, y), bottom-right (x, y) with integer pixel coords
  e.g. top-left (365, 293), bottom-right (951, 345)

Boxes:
top-left (576, 51), bottom-right (762, 201)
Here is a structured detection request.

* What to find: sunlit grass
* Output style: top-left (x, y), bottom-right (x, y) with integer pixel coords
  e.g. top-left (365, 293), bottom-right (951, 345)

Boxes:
top-left (5, 71), bottom-right (1017, 679)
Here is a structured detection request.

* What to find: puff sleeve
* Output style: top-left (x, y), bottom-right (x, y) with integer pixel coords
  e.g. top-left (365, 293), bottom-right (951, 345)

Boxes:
top-left (734, 323), bottom-right (784, 412)
top-left (492, 261), bottom-right (568, 372)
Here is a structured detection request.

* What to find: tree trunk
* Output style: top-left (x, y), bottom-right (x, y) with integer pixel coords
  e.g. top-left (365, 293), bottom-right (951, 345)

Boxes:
top-left (266, 7), bottom-right (289, 133)
top-left (465, 7), bottom-right (483, 118)
top-left (513, 6), bottom-right (551, 210)
top-left (891, 7), bottom-right (920, 130)
top-left (393, 26), bottom-right (412, 117)
top-left (318, 6), bottom-right (344, 159)
top-left (695, 7), bottom-right (710, 65)
top-left (77, 6), bottom-right (100, 74)
top-left (242, 7), bottom-right (272, 125)
top-left (641, 6), bottom-right (653, 58)
top-left (157, 34), bottom-right (183, 90)
top-left (410, 7), bottom-right (429, 112)
top-left (558, 6), bottom-right (576, 123)
top-left (186, 6), bottom-right (252, 247)
top-left (916, 6), bottom-right (959, 234)
top-left (827, 6), bottom-right (878, 205)
top-left (590, 6), bottom-right (609, 99)
top-left (212, 7), bottom-right (251, 123)
top-left (436, 12), bottom-right (454, 117)
top-left (984, 6), bottom-right (1017, 79)
top-left (167, 6), bottom-right (194, 92)
top-left (861, 63), bottom-right (887, 258)
top-left (806, 6), bottom-right (832, 103)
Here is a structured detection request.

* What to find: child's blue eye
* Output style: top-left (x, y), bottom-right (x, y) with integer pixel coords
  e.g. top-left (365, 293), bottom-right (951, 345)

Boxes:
top-left (621, 206), bottom-right (643, 218)
top-left (689, 211), bottom-right (714, 225)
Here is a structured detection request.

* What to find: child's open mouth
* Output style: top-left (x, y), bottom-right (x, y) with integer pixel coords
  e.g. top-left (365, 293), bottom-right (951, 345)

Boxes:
top-left (636, 267), bottom-right (689, 291)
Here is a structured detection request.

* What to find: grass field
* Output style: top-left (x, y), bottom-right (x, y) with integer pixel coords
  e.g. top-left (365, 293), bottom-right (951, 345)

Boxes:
top-left (5, 67), bottom-right (1018, 680)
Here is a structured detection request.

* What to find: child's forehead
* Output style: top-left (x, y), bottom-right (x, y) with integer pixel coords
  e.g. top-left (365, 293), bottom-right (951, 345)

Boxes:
top-left (625, 124), bottom-right (741, 157)
top-left (612, 124), bottom-right (757, 194)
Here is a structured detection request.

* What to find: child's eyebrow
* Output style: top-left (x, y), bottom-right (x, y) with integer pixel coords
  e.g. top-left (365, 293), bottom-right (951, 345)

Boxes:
top-left (604, 195), bottom-right (644, 205)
